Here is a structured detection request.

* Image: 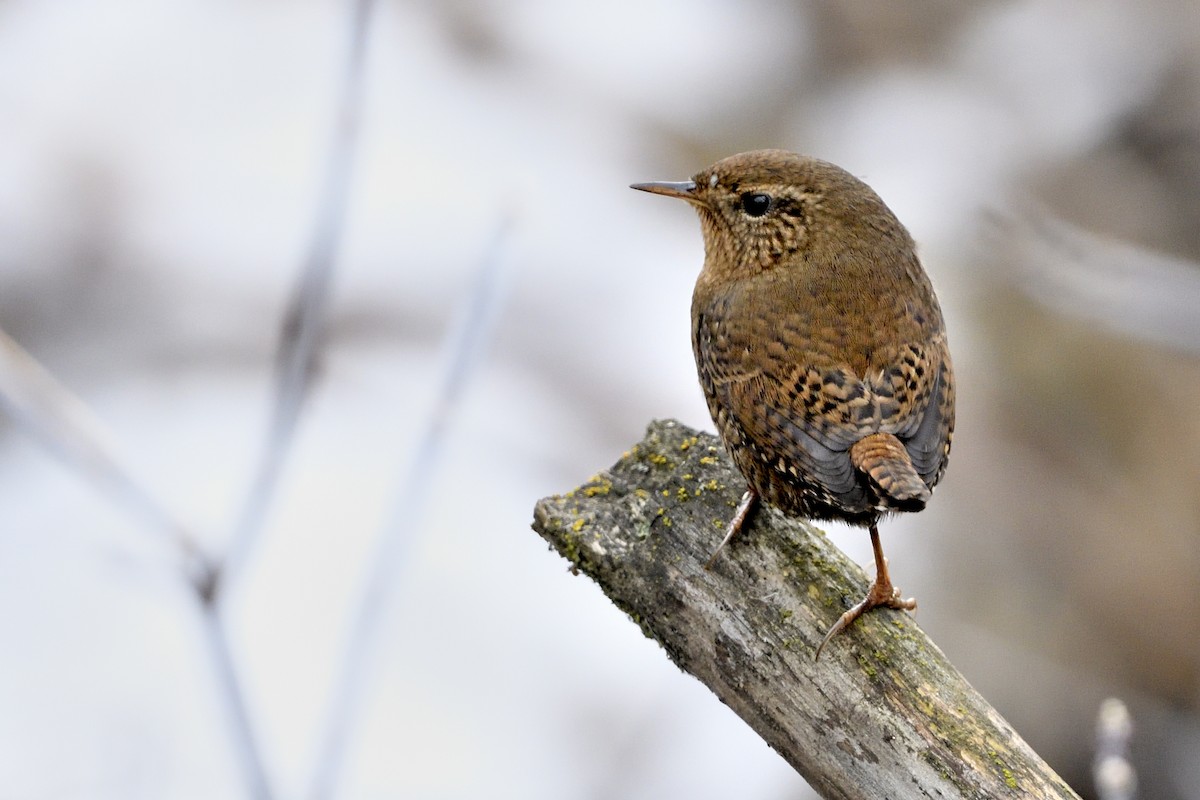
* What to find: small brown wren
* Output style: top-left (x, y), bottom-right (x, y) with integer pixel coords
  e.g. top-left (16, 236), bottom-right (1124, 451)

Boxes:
top-left (632, 150), bottom-right (954, 658)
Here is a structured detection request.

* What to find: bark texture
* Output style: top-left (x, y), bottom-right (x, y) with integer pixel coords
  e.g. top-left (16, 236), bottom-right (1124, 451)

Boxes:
top-left (532, 419), bottom-right (1079, 800)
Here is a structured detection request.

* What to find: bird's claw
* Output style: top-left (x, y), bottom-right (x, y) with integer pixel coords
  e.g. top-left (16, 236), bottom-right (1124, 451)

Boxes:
top-left (814, 578), bottom-right (916, 660)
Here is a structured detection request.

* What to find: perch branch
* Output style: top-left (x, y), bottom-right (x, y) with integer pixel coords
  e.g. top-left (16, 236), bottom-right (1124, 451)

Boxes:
top-left (532, 419), bottom-right (1080, 800)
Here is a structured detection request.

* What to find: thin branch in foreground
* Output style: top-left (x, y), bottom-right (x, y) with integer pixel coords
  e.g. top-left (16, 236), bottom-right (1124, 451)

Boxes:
top-left (532, 419), bottom-right (1082, 800)
top-left (222, 0), bottom-right (378, 595)
top-left (307, 218), bottom-right (514, 800)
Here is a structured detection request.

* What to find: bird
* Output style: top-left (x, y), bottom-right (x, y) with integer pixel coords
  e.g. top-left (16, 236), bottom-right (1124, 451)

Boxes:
top-left (631, 149), bottom-right (954, 658)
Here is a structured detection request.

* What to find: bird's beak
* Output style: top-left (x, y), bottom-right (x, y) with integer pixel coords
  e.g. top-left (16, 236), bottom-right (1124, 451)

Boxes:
top-left (630, 180), bottom-right (698, 202)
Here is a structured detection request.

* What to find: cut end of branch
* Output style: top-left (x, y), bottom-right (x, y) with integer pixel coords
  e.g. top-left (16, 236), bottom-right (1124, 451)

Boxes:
top-left (532, 419), bottom-right (870, 653)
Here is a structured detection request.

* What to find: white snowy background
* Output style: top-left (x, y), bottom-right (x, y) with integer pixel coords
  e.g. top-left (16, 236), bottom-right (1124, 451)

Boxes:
top-left (1, 1), bottom-right (1198, 798)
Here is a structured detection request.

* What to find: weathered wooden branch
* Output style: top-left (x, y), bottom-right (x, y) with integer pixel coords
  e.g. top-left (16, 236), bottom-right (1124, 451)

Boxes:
top-left (532, 419), bottom-right (1080, 800)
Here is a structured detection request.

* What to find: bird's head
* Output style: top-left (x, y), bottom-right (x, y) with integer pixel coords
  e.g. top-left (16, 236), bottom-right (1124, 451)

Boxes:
top-left (632, 149), bottom-right (908, 285)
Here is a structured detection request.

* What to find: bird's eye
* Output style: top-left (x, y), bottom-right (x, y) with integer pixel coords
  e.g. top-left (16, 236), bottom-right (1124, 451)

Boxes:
top-left (740, 192), bottom-right (772, 217)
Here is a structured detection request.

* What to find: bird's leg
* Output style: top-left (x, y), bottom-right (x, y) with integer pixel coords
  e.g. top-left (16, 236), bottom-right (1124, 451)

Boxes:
top-left (815, 522), bottom-right (916, 659)
top-left (704, 489), bottom-right (759, 570)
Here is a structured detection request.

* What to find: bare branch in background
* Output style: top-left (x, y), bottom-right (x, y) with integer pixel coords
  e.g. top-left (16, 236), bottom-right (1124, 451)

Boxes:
top-left (533, 420), bottom-right (1082, 800)
top-left (221, 0), bottom-right (378, 596)
top-left (983, 208), bottom-right (1200, 356)
top-left (1094, 698), bottom-right (1137, 800)
top-left (0, 325), bottom-right (273, 797)
top-left (0, 1), bottom-right (384, 796)
top-left (0, 327), bottom-right (213, 590)
top-left (197, 602), bottom-right (275, 800)
top-left (308, 218), bottom-right (514, 800)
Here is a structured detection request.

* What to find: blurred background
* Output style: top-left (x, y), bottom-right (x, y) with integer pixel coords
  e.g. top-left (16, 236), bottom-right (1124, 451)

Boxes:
top-left (1, 0), bottom-right (1198, 798)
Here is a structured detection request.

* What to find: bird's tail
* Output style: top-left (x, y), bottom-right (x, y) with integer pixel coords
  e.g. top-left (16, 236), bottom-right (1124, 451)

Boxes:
top-left (850, 433), bottom-right (931, 511)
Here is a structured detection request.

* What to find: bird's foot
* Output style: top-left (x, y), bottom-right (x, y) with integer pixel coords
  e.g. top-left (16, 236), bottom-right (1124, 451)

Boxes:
top-left (814, 573), bottom-right (916, 660)
top-left (703, 489), bottom-right (759, 570)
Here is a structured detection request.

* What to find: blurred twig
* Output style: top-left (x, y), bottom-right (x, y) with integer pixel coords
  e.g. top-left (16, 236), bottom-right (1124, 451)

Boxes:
top-left (198, 602), bottom-right (274, 800)
top-left (0, 328), bottom-right (213, 589)
top-left (1094, 698), bottom-right (1137, 800)
top-left (308, 218), bottom-right (514, 800)
top-left (982, 207), bottom-right (1200, 356)
top-left (221, 0), bottom-right (377, 598)
top-left (0, 0), bottom-right (383, 796)
top-left (0, 328), bottom-right (272, 797)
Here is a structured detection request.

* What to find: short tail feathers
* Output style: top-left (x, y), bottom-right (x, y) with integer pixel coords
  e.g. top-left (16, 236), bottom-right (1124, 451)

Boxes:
top-left (850, 433), bottom-right (931, 511)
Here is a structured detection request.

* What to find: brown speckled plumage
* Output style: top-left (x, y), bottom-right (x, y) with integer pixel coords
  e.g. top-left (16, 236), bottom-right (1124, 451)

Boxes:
top-left (633, 149), bottom-right (955, 656)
